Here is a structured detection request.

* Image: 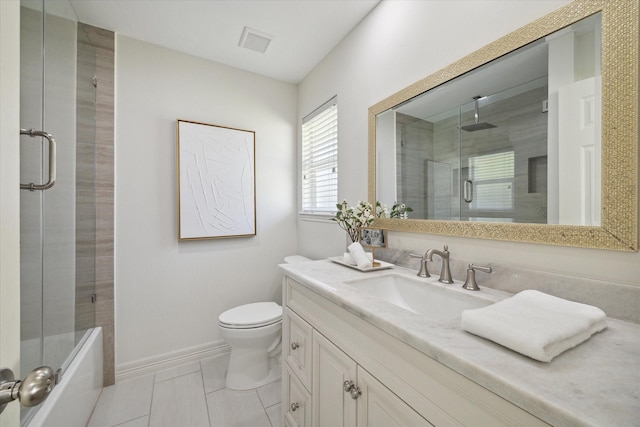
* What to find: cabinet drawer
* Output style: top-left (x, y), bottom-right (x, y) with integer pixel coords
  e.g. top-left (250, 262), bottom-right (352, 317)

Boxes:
top-left (283, 307), bottom-right (313, 391)
top-left (284, 364), bottom-right (312, 427)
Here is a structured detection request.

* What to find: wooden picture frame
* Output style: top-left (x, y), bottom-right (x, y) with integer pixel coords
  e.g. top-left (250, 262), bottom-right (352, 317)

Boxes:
top-left (360, 228), bottom-right (387, 248)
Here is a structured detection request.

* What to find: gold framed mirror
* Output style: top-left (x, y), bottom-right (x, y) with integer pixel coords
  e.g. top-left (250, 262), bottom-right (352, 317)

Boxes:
top-left (368, 0), bottom-right (638, 251)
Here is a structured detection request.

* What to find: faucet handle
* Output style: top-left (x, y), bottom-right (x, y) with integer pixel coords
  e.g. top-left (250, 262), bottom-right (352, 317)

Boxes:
top-left (409, 253), bottom-right (431, 278)
top-left (462, 264), bottom-right (492, 291)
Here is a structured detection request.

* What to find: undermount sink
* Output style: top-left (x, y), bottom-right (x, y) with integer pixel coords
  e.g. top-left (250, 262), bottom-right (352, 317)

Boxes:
top-left (345, 273), bottom-right (492, 321)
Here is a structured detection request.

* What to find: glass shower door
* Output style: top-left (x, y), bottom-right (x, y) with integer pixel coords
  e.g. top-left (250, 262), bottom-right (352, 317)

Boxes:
top-left (20, 0), bottom-right (46, 383)
top-left (19, 0), bottom-right (97, 422)
top-left (458, 81), bottom-right (548, 224)
top-left (459, 94), bottom-right (515, 222)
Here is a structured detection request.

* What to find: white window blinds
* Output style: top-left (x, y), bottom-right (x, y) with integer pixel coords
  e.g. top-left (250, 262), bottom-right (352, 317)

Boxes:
top-left (469, 151), bottom-right (515, 211)
top-left (301, 96), bottom-right (338, 214)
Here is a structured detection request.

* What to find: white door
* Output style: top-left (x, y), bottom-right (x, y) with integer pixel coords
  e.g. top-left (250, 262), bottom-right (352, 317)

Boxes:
top-left (312, 331), bottom-right (357, 427)
top-left (558, 76), bottom-right (602, 225)
top-left (0, 1), bottom-right (22, 426)
top-left (356, 367), bottom-right (433, 427)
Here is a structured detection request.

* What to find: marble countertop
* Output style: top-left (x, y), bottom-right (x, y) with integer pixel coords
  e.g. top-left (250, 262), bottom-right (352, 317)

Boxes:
top-left (279, 259), bottom-right (640, 427)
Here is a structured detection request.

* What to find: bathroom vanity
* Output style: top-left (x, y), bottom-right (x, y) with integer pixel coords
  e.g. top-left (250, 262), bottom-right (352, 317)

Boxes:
top-left (279, 260), bottom-right (640, 427)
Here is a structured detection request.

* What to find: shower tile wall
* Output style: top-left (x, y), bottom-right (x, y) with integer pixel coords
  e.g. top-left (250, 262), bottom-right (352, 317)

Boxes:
top-left (78, 23), bottom-right (115, 386)
top-left (76, 22), bottom-right (98, 344)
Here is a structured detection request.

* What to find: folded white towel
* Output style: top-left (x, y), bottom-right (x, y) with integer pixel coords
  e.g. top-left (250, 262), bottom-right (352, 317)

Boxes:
top-left (347, 242), bottom-right (372, 269)
top-left (343, 252), bottom-right (355, 265)
top-left (343, 251), bottom-right (373, 266)
top-left (461, 290), bottom-right (607, 362)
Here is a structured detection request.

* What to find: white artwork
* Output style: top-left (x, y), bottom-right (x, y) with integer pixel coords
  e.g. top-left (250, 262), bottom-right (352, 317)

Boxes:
top-left (177, 120), bottom-right (256, 240)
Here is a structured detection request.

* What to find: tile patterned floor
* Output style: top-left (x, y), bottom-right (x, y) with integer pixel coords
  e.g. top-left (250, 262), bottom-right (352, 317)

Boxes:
top-left (87, 354), bottom-right (282, 427)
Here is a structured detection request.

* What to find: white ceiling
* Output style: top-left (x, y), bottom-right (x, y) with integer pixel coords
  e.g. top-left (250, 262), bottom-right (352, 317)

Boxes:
top-left (69, 0), bottom-right (381, 84)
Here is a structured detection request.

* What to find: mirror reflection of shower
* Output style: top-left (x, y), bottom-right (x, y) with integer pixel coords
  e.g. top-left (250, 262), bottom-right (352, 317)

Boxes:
top-left (392, 78), bottom-right (550, 224)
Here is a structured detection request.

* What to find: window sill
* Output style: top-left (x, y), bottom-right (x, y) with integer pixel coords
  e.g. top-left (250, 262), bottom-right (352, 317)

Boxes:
top-left (298, 212), bottom-right (335, 223)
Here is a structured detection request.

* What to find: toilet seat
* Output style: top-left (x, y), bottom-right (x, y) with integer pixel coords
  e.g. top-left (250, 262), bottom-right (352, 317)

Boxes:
top-left (219, 302), bottom-right (282, 329)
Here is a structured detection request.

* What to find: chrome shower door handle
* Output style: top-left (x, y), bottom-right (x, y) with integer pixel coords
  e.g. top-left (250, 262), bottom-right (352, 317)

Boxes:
top-left (0, 366), bottom-right (56, 414)
top-left (463, 179), bottom-right (473, 203)
top-left (20, 128), bottom-right (56, 191)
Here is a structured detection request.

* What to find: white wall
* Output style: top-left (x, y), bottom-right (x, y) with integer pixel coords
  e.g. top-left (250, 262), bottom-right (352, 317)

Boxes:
top-left (115, 36), bottom-right (297, 370)
top-left (297, 0), bottom-right (640, 286)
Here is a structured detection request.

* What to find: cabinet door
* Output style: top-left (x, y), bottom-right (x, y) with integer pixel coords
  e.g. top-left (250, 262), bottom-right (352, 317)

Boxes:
top-left (312, 331), bottom-right (357, 427)
top-left (284, 307), bottom-right (313, 390)
top-left (357, 367), bottom-right (434, 427)
top-left (284, 364), bottom-right (312, 427)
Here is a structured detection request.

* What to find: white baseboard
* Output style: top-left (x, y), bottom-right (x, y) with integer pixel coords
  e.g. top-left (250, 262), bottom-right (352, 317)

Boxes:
top-left (115, 340), bottom-right (231, 383)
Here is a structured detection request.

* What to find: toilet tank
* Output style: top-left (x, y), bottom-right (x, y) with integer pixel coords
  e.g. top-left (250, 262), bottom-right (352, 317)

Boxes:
top-left (283, 255), bottom-right (312, 264)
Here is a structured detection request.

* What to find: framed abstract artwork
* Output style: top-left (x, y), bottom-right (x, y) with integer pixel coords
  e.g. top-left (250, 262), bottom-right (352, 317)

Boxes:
top-left (177, 119), bottom-right (256, 240)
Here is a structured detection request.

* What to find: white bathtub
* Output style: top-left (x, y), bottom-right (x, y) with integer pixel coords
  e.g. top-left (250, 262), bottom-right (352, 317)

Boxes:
top-left (25, 327), bottom-right (103, 427)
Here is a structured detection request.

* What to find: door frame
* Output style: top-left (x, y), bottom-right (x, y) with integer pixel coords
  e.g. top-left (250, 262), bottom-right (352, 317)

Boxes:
top-left (0, 1), bottom-right (22, 426)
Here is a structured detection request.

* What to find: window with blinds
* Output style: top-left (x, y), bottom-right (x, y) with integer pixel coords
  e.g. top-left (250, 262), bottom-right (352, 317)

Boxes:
top-left (469, 151), bottom-right (515, 211)
top-left (301, 96), bottom-right (338, 214)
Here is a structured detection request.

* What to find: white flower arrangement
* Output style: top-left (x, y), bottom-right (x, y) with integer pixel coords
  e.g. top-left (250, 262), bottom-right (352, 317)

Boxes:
top-left (390, 202), bottom-right (413, 219)
top-left (333, 200), bottom-right (375, 243)
top-left (333, 200), bottom-right (412, 242)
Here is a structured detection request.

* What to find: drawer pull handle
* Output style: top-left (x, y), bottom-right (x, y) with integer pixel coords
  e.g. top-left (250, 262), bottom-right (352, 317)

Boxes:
top-left (343, 380), bottom-right (362, 399)
top-left (290, 402), bottom-right (299, 412)
top-left (290, 342), bottom-right (300, 350)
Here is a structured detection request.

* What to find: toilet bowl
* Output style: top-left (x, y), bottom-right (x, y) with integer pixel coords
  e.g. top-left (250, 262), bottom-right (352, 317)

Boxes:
top-left (218, 301), bottom-right (283, 390)
top-left (218, 256), bottom-right (311, 390)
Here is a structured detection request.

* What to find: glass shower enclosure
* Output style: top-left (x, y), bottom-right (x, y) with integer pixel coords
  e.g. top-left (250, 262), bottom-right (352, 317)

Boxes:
top-left (19, 0), bottom-right (98, 422)
top-left (394, 78), bottom-right (549, 224)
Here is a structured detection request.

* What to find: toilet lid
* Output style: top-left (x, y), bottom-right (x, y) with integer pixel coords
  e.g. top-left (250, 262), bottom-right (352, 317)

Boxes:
top-left (219, 302), bottom-right (282, 329)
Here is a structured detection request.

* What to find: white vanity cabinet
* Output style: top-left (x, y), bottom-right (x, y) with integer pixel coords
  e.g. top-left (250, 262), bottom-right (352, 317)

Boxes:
top-left (282, 275), bottom-right (551, 427)
top-left (313, 331), bottom-right (432, 427)
top-left (312, 330), bottom-right (357, 426)
top-left (285, 301), bottom-right (430, 427)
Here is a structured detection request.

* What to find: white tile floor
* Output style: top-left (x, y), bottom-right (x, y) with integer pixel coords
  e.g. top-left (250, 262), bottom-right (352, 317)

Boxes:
top-left (87, 353), bottom-right (282, 427)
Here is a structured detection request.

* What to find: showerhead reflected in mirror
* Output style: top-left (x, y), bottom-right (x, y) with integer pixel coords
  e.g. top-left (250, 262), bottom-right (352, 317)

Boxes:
top-left (376, 13), bottom-right (601, 226)
top-left (460, 96), bottom-right (496, 132)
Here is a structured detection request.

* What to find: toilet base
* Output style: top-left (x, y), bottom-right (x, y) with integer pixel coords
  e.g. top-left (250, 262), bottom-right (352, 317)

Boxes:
top-left (225, 349), bottom-right (281, 390)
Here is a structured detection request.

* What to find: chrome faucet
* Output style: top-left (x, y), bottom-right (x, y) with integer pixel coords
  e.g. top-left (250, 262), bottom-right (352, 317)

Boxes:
top-left (462, 264), bottom-right (492, 291)
top-left (409, 252), bottom-right (431, 278)
top-left (426, 244), bottom-right (453, 284)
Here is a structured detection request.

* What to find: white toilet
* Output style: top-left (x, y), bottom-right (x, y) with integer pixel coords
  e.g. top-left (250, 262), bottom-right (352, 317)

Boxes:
top-left (218, 302), bottom-right (282, 390)
top-left (218, 255), bottom-right (311, 390)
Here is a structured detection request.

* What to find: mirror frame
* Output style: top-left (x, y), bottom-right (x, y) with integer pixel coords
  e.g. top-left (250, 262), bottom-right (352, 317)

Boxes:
top-left (368, 0), bottom-right (638, 251)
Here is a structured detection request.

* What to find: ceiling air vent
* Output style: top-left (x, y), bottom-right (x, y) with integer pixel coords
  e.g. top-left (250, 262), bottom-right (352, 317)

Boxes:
top-left (238, 26), bottom-right (272, 53)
